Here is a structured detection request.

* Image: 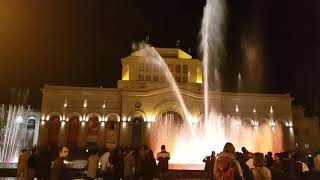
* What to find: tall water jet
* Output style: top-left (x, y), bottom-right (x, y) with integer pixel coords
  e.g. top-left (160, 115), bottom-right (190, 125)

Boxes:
top-left (200, 0), bottom-right (226, 123)
top-left (0, 105), bottom-right (31, 162)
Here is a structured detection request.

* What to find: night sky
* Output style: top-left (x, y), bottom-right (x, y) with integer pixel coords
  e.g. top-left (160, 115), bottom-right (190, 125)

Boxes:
top-left (0, 0), bottom-right (320, 115)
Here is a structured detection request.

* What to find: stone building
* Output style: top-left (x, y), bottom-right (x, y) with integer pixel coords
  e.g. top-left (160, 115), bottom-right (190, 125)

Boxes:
top-left (38, 48), bottom-right (301, 151)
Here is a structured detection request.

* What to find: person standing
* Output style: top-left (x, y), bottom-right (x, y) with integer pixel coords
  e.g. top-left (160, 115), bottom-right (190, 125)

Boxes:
top-left (157, 145), bottom-right (170, 180)
top-left (124, 149), bottom-right (136, 180)
top-left (214, 142), bottom-right (244, 180)
top-left (314, 152), bottom-right (320, 171)
top-left (27, 147), bottom-right (39, 180)
top-left (87, 149), bottom-right (100, 179)
top-left (203, 151), bottom-right (216, 180)
top-left (142, 150), bottom-right (157, 180)
top-left (250, 153), bottom-right (272, 180)
top-left (50, 146), bottom-right (70, 180)
top-left (100, 148), bottom-right (114, 179)
top-left (17, 149), bottom-right (29, 180)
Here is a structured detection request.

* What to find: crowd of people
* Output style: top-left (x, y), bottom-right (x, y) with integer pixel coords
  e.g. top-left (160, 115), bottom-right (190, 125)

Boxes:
top-left (16, 142), bottom-right (320, 180)
top-left (16, 144), bottom-right (170, 180)
top-left (203, 142), bottom-right (320, 180)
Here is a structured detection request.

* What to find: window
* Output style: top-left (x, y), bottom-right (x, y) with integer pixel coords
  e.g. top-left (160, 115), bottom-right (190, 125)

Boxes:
top-left (175, 65), bottom-right (181, 73)
top-left (146, 64), bottom-right (152, 72)
top-left (182, 65), bottom-right (188, 73)
top-left (146, 75), bottom-right (151, 81)
top-left (138, 75), bottom-right (144, 81)
top-left (139, 63), bottom-right (144, 71)
top-left (175, 76), bottom-right (181, 82)
top-left (182, 76), bottom-right (188, 83)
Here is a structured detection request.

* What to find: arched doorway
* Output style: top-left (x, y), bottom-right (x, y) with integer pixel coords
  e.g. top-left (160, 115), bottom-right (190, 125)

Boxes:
top-left (150, 111), bottom-right (183, 153)
top-left (67, 116), bottom-right (80, 146)
top-left (87, 116), bottom-right (99, 143)
top-left (26, 119), bottom-right (36, 147)
top-left (105, 113), bottom-right (120, 144)
top-left (48, 116), bottom-right (60, 145)
top-left (132, 117), bottom-right (143, 147)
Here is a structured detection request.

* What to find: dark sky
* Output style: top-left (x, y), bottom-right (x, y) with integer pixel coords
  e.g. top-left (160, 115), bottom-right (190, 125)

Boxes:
top-left (0, 0), bottom-right (320, 114)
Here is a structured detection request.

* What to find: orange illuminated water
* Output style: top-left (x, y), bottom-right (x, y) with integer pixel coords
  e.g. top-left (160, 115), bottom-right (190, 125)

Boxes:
top-left (142, 0), bottom-right (284, 170)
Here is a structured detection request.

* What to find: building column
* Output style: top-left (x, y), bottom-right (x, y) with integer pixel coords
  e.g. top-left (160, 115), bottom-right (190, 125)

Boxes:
top-left (38, 120), bottom-right (48, 146)
top-left (78, 121), bottom-right (87, 147)
top-left (97, 122), bottom-right (106, 147)
top-left (58, 121), bottom-right (67, 146)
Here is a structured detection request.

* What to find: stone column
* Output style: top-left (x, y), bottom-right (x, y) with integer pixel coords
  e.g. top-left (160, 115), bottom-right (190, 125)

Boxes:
top-left (78, 121), bottom-right (87, 147)
top-left (119, 122), bottom-right (131, 145)
top-left (58, 121), bottom-right (67, 146)
top-left (97, 122), bottom-right (105, 147)
top-left (38, 120), bottom-right (48, 146)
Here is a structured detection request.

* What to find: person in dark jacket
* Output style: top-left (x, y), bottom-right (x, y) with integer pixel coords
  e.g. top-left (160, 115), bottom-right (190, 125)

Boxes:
top-left (27, 147), bottom-right (39, 180)
top-left (50, 146), bottom-right (70, 180)
top-left (142, 150), bottom-right (157, 180)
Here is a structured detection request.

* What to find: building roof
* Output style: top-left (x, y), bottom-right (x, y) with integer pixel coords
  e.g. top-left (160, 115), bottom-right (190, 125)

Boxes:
top-left (130, 47), bottom-right (192, 59)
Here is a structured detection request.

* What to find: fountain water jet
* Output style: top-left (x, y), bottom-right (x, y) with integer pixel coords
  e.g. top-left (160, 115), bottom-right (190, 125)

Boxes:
top-left (0, 105), bottom-right (31, 163)
top-left (139, 0), bottom-right (284, 170)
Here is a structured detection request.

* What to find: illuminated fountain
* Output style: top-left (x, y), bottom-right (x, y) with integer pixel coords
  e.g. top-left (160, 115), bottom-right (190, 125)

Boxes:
top-left (143, 0), bottom-right (285, 170)
top-left (0, 105), bottom-right (32, 163)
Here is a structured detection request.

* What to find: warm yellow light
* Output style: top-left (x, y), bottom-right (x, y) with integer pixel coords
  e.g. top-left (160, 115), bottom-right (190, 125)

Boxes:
top-left (122, 122), bottom-right (127, 128)
top-left (147, 115), bottom-right (155, 122)
top-left (178, 49), bottom-right (192, 59)
top-left (270, 106), bottom-right (273, 114)
top-left (196, 67), bottom-right (203, 83)
top-left (83, 100), bottom-right (87, 108)
top-left (122, 65), bottom-right (130, 80)
top-left (64, 99), bottom-right (68, 108)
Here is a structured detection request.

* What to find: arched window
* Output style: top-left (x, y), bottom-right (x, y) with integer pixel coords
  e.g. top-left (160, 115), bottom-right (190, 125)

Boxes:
top-left (67, 116), bottom-right (80, 145)
top-left (48, 116), bottom-right (60, 145)
top-left (87, 116), bottom-right (99, 142)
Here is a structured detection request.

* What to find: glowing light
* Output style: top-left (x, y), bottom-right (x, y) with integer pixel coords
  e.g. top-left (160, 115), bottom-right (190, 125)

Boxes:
top-left (41, 120), bottom-right (45, 126)
top-left (253, 107), bottom-right (256, 113)
top-left (122, 65), bottom-right (130, 80)
top-left (235, 105), bottom-right (239, 113)
top-left (147, 123), bottom-right (151, 129)
top-left (64, 99), bottom-right (68, 108)
top-left (101, 122), bottom-right (105, 126)
top-left (83, 100), bottom-right (87, 108)
top-left (270, 106), bottom-right (273, 114)
top-left (147, 115), bottom-right (155, 122)
top-left (285, 121), bottom-right (293, 127)
top-left (196, 67), bottom-right (203, 83)
top-left (269, 120), bottom-right (276, 127)
top-left (252, 120), bottom-right (259, 126)
top-left (122, 122), bottom-right (127, 128)
top-left (15, 116), bottom-right (24, 124)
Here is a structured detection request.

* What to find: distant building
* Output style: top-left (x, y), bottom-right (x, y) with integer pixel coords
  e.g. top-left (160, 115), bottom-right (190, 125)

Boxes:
top-left (38, 48), bottom-right (310, 152)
